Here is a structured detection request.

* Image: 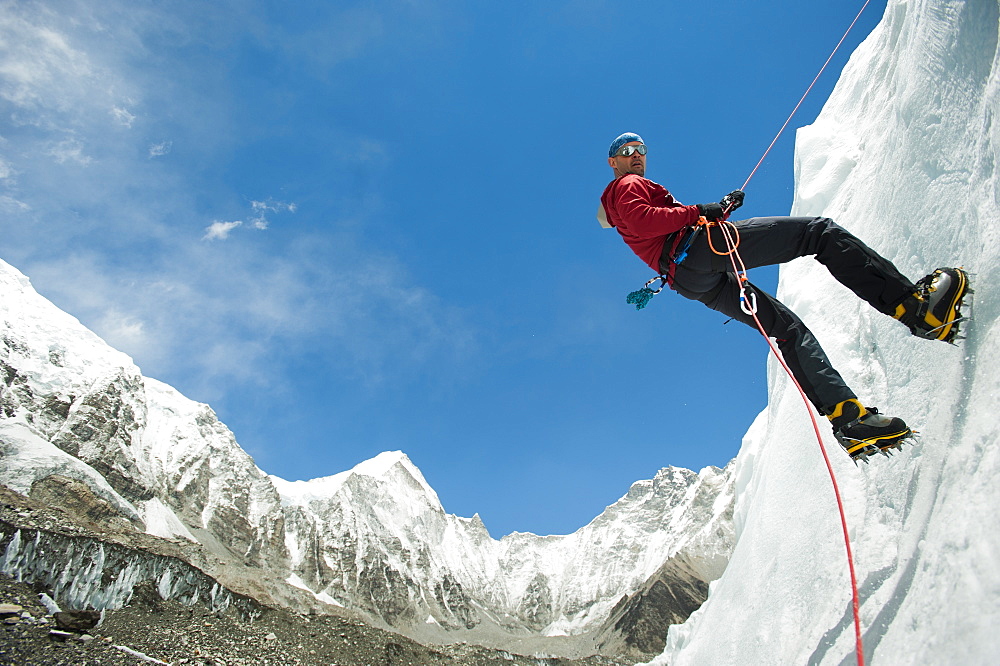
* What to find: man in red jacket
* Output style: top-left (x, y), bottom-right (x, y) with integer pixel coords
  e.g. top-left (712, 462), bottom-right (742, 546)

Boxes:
top-left (600, 132), bottom-right (971, 461)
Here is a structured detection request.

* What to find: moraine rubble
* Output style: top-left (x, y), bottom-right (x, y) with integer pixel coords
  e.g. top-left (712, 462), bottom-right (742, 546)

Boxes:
top-left (0, 483), bottom-right (627, 666)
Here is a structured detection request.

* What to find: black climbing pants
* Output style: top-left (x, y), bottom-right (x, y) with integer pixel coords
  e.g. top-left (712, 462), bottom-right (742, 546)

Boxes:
top-left (664, 217), bottom-right (916, 411)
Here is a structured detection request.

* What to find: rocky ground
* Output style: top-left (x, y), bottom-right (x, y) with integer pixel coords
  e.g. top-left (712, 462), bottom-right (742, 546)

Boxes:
top-left (0, 485), bottom-right (628, 666)
top-left (0, 572), bottom-right (630, 666)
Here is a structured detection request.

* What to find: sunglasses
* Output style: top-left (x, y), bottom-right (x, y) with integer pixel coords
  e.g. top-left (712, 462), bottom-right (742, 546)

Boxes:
top-left (616, 144), bottom-right (647, 157)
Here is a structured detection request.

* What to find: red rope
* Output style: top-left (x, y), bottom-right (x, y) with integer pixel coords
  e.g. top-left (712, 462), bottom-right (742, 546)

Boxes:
top-left (739, 0), bottom-right (874, 193)
top-left (758, 315), bottom-right (865, 664)
top-left (712, 225), bottom-right (865, 665)
top-left (718, 4), bottom-right (876, 662)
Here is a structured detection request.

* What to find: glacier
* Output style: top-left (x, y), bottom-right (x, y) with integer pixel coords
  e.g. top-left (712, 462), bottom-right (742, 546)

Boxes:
top-left (653, 0), bottom-right (1000, 663)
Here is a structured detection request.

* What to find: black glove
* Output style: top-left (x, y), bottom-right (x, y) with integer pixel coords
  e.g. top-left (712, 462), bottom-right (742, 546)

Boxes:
top-left (720, 190), bottom-right (745, 212)
top-left (696, 202), bottom-right (725, 221)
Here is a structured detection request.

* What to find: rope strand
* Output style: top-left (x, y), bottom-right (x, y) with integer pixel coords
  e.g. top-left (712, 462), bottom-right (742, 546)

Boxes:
top-left (715, 230), bottom-right (865, 664)
top-left (628, 4), bottom-right (876, 657)
top-left (740, 0), bottom-right (875, 192)
top-left (723, 4), bottom-right (875, 661)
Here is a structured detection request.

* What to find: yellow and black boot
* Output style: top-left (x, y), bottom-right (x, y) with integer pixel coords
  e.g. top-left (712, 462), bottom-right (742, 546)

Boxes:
top-left (824, 399), bottom-right (912, 462)
top-left (894, 267), bottom-right (971, 343)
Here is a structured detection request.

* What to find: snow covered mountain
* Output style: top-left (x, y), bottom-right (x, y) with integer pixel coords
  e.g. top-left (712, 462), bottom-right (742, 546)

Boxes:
top-left (655, 0), bottom-right (1000, 663)
top-left (0, 254), bottom-right (734, 659)
top-left (273, 452), bottom-right (732, 655)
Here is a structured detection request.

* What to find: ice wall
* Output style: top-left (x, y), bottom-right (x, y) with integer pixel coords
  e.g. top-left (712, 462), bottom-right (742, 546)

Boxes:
top-left (0, 522), bottom-right (262, 618)
top-left (655, 0), bottom-right (1000, 663)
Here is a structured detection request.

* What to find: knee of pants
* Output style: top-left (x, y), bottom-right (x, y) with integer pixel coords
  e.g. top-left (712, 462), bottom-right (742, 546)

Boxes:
top-left (802, 216), bottom-right (847, 254)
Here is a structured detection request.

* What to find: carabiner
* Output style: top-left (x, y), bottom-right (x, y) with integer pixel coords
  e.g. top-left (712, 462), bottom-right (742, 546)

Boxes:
top-left (644, 275), bottom-right (668, 295)
top-left (740, 287), bottom-right (758, 315)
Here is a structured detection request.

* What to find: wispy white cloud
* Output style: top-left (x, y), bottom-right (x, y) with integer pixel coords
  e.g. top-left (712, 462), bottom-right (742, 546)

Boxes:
top-left (0, 195), bottom-right (31, 213)
top-left (111, 105), bottom-right (136, 127)
top-left (148, 141), bottom-right (172, 157)
top-left (23, 231), bottom-right (478, 407)
top-left (203, 220), bottom-right (242, 240)
top-left (0, 0), bottom-right (479, 408)
top-left (0, 8), bottom-right (110, 121)
top-left (95, 308), bottom-right (147, 352)
top-left (46, 138), bottom-right (92, 165)
top-left (203, 199), bottom-right (295, 238)
top-left (249, 198), bottom-right (296, 230)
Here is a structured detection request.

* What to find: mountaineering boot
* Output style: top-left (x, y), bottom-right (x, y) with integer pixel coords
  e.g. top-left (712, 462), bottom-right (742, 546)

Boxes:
top-left (824, 398), bottom-right (912, 462)
top-left (893, 267), bottom-right (971, 343)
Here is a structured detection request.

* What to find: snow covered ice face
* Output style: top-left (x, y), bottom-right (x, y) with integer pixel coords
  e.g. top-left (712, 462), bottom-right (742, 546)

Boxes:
top-left (609, 141), bottom-right (646, 177)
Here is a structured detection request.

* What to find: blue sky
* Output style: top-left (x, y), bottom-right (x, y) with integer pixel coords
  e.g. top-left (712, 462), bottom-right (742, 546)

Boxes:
top-left (1, 0), bottom-right (887, 538)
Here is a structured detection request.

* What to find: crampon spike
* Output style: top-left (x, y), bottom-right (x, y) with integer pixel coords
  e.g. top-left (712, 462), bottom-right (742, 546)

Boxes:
top-left (874, 430), bottom-right (920, 458)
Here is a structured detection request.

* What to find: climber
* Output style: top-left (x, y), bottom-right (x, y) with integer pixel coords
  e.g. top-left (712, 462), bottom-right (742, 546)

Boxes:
top-left (599, 132), bottom-right (971, 461)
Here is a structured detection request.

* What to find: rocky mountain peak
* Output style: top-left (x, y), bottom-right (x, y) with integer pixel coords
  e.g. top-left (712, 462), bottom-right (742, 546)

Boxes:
top-left (1, 256), bottom-right (735, 660)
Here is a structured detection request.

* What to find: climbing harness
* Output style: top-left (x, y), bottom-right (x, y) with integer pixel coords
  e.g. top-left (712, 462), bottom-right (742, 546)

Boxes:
top-left (626, 224), bottom-right (702, 310)
top-left (672, 224), bottom-right (702, 266)
top-left (619, 1), bottom-right (876, 664)
top-left (632, 216), bottom-right (760, 315)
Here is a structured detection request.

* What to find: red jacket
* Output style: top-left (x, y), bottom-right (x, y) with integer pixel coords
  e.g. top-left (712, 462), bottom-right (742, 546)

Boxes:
top-left (601, 174), bottom-right (701, 274)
